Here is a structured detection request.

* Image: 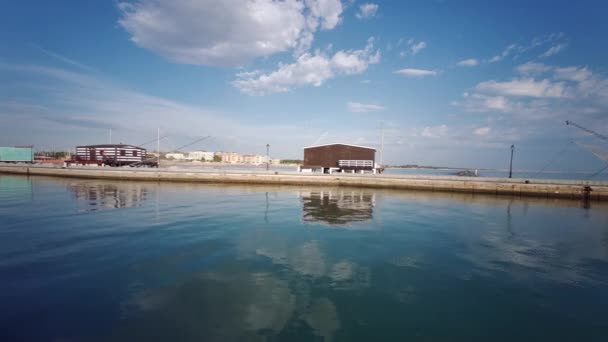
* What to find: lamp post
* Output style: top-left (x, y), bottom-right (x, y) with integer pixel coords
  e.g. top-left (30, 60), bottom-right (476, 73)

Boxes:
top-left (266, 144), bottom-right (270, 171)
top-left (508, 144), bottom-right (515, 178)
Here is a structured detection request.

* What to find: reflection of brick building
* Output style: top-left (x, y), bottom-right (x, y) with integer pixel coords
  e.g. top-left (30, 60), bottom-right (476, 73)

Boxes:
top-left (298, 190), bottom-right (376, 226)
top-left (69, 182), bottom-right (148, 211)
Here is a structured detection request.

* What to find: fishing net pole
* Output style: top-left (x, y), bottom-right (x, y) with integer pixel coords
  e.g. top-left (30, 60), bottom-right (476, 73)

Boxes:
top-left (137, 135), bottom-right (170, 147)
top-left (588, 163), bottom-right (608, 180)
top-left (171, 136), bottom-right (212, 152)
top-left (533, 140), bottom-right (573, 177)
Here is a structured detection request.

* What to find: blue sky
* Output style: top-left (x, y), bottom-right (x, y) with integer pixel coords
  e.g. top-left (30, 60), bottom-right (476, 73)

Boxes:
top-left (1, 0), bottom-right (608, 171)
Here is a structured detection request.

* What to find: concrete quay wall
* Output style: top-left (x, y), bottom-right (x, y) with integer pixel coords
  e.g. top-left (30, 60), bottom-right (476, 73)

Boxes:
top-left (1, 165), bottom-right (607, 200)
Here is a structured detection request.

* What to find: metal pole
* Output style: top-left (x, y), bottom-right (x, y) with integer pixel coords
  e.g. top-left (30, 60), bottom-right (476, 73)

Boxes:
top-left (109, 128), bottom-right (112, 144)
top-left (380, 123), bottom-right (385, 166)
top-left (509, 144), bottom-right (515, 178)
top-left (157, 128), bottom-right (160, 166)
top-left (266, 144), bottom-right (270, 171)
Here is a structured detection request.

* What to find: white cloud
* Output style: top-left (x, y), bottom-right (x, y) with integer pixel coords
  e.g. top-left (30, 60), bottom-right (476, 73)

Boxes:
top-left (421, 124), bottom-right (448, 138)
top-left (410, 41), bottom-right (427, 55)
top-left (539, 44), bottom-right (567, 58)
top-left (0, 62), bottom-right (321, 156)
top-left (479, 95), bottom-right (510, 111)
top-left (398, 38), bottom-right (427, 57)
top-left (455, 93), bottom-right (512, 113)
top-left (456, 58), bottom-right (479, 67)
top-left (458, 63), bottom-right (608, 123)
top-left (474, 127), bottom-right (491, 136)
top-left (356, 3), bottom-right (378, 19)
top-left (515, 62), bottom-right (552, 75)
top-left (488, 56), bottom-right (500, 63)
top-left (235, 70), bottom-right (263, 78)
top-left (117, 0), bottom-right (343, 66)
top-left (530, 32), bottom-right (565, 49)
top-left (347, 101), bottom-right (385, 113)
top-left (475, 78), bottom-right (567, 98)
top-left (393, 68), bottom-right (438, 77)
top-left (489, 44), bottom-right (517, 63)
top-left (233, 38), bottom-right (380, 95)
top-left (306, 0), bottom-right (344, 29)
top-left (554, 66), bottom-right (593, 82)
top-left (488, 34), bottom-right (566, 64)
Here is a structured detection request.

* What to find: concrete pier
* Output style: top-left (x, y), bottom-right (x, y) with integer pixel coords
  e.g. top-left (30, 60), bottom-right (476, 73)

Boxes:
top-left (1, 165), bottom-right (607, 200)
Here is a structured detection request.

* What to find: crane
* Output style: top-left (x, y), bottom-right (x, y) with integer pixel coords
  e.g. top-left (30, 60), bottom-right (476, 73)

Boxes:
top-left (566, 120), bottom-right (608, 143)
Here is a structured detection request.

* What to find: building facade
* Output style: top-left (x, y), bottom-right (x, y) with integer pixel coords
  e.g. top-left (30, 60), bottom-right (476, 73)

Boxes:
top-left (187, 151), bottom-right (214, 161)
top-left (301, 143), bottom-right (376, 173)
top-left (221, 152), bottom-right (241, 163)
top-left (73, 144), bottom-right (147, 166)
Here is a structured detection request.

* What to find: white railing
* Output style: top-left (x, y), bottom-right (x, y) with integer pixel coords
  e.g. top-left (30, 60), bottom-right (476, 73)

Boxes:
top-left (338, 160), bottom-right (374, 167)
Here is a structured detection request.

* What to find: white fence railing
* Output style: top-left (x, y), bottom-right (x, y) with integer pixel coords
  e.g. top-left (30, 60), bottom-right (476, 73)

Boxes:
top-left (338, 160), bottom-right (374, 167)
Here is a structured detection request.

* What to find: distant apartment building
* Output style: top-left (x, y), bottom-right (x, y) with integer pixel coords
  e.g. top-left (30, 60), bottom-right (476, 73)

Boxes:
top-left (222, 152), bottom-right (241, 163)
top-left (241, 154), bottom-right (254, 164)
top-left (188, 151), bottom-right (214, 161)
top-left (203, 151), bottom-right (215, 161)
top-left (165, 153), bottom-right (185, 160)
top-left (242, 154), bottom-right (268, 164)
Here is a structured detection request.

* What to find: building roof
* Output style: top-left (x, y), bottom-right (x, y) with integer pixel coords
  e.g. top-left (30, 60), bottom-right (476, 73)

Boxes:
top-left (303, 143), bottom-right (376, 151)
top-left (76, 144), bottom-right (145, 149)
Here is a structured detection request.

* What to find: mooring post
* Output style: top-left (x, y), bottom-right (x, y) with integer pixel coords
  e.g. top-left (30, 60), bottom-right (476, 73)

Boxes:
top-left (509, 144), bottom-right (515, 178)
top-left (266, 144), bottom-right (270, 171)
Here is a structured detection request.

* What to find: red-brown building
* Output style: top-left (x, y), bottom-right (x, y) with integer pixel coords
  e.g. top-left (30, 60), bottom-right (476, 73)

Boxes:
top-left (301, 143), bottom-right (376, 173)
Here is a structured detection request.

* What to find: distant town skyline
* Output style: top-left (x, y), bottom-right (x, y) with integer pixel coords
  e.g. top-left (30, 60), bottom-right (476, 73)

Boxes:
top-left (1, 0), bottom-right (607, 171)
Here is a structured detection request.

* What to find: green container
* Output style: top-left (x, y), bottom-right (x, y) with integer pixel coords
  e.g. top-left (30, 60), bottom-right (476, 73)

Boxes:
top-left (0, 147), bottom-right (34, 162)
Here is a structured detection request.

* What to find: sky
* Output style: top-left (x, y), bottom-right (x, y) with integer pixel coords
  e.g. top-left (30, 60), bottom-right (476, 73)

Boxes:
top-left (1, 0), bottom-right (608, 171)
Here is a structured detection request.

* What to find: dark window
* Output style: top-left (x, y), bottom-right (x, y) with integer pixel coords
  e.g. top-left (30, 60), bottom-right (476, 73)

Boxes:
top-left (120, 150), bottom-right (126, 156)
top-left (133, 151), bottom-right (138, 157)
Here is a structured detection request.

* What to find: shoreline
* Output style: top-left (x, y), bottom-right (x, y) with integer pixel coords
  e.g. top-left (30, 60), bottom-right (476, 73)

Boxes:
top-left (1, 165), bottom-right (607, 200)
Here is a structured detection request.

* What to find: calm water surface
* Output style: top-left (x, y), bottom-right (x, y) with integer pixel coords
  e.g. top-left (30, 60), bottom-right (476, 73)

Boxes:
top-left (1, 175), bottom-right (607, 341)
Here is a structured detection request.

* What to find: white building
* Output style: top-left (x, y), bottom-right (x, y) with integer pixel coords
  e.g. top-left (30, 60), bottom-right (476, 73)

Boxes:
top-left (188, 151), bottom-right (214, 161)
top-left (242, 154), bottom-right (269, 164)
top-left (165, 153), bottom-right (185, 160)
top-left (203, 151), bottom-right (215, 161)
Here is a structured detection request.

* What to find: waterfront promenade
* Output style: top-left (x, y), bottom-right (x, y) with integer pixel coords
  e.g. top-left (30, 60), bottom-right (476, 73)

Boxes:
top-left (1, 164), bottom-right (607, 200)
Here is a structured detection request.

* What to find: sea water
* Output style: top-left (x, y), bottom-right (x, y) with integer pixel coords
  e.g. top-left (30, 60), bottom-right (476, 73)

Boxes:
top-left (1, 175), bottom-right (607, 341)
